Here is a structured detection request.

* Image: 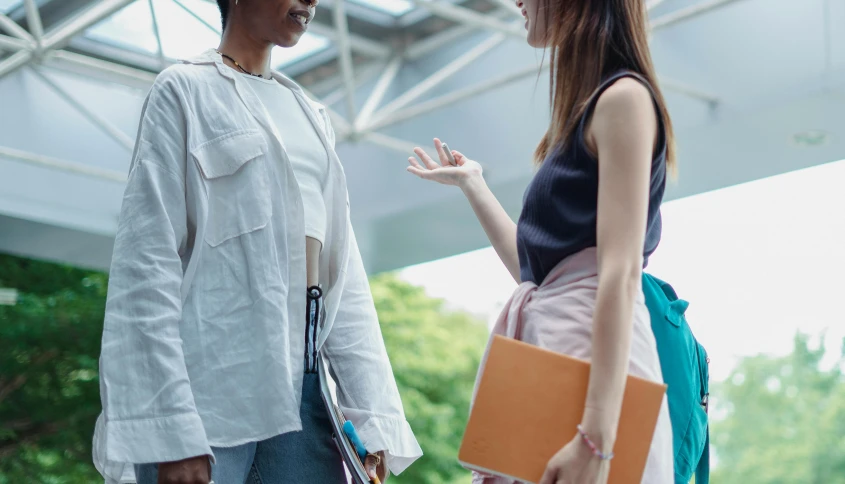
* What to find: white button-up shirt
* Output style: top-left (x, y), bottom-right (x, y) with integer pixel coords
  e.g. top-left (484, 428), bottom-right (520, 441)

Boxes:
top-left (93, 50), bottom-right (421, 483)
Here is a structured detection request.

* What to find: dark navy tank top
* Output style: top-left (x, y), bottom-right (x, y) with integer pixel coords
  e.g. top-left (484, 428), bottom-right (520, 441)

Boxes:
top-left (517, 71), bottom-right (667, 285)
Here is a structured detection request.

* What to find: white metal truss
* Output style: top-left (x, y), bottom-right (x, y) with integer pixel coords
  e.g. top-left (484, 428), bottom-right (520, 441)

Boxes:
top-left (0, 0), bottom-right (745, 178)
top-left (29, 66), bottom-right (136, 150)
top-left (23, 0), bottom-right (43, 46)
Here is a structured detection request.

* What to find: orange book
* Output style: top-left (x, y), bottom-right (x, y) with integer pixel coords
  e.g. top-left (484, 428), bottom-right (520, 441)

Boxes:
top-left (459, 335), bottom-right (666, 484)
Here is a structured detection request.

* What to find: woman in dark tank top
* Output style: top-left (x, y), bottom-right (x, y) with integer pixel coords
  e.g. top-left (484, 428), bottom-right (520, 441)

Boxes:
top-left (407, 0), bottom-right (676, 483)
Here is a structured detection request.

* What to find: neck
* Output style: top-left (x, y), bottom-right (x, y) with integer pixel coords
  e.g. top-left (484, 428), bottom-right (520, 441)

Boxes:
top-left (217, 25), bottom-right (273, 77)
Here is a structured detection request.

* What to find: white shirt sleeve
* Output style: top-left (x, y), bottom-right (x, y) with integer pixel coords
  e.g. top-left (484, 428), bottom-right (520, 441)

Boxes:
top-left (98, 71), bottom-right (213, 466)
top-left (323, 226), bottom-right (423, 476)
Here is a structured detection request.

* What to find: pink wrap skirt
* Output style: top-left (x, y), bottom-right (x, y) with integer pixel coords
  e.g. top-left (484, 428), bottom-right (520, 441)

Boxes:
top-left (471, 248), bottom-right (673, 484)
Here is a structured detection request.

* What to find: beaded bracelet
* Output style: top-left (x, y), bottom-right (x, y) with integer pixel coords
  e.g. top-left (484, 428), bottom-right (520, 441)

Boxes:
top-left (577, 425), bottom-right (614, 460)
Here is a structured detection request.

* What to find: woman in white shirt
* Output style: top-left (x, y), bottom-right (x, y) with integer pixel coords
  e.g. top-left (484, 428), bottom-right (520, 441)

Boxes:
top-left (93, 1), bottom-right (421, 483)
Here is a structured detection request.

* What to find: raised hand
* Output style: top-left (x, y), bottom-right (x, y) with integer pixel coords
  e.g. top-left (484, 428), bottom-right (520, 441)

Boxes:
top-left (406, 138), bottom-right (482, 189)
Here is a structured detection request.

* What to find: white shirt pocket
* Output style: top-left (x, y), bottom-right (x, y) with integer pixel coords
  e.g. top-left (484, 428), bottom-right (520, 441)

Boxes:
top-left (192, 130), bottom-right (273, 247)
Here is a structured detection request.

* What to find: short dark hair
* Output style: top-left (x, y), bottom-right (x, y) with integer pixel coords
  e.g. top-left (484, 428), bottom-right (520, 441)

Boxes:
top-left (216, 0), bottom-right (229, 31)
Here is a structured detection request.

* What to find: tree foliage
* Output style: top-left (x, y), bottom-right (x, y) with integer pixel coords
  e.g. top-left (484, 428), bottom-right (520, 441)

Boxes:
top-left (0, 255), bottom-right (488, 484)
top-left (0, 255), bottom-right (105, 483)
top-left (711, 332), bottom-right (845, 484)
top-left (6, 253), bottom-right (845, 484)
top-left (371, 273), bottom-right (488, 484)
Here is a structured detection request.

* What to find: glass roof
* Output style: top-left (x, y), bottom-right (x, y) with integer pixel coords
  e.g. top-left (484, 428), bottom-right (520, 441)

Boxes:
top-left (0, 0), bottom-right (21, 14)
top-left (85, 0), bottom-right (330, 69)
top-left (350, 0), bottom-right (415, 16)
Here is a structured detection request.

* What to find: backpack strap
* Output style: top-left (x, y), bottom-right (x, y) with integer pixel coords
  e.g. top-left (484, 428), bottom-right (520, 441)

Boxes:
top-left (695, 426), bottom-right (710, 484)
top-left (695, 337), bottom-right (711, 483)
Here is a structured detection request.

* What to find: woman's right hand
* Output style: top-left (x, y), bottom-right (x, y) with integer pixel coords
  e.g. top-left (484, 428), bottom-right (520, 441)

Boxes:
top-left (157, 455), bottom-right (211, 484)
top-left (407, 138), bottom-right (483, 189)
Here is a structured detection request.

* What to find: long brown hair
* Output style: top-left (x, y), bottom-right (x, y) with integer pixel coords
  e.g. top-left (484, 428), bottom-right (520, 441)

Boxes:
top-left (534, 0), bottom-right (676, 174)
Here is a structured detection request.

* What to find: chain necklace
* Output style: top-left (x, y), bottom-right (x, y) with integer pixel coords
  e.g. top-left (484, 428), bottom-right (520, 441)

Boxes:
top-left (216, 50), bottom-right (268, 79)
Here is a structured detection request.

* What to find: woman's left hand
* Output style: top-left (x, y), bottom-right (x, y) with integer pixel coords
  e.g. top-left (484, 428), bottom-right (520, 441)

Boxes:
top-left (538, 435), bottom-right (610, 484)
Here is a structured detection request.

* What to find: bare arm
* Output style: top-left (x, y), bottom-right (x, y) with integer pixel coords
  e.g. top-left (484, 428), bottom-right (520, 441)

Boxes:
top-left (407, 138), bottom-right (521, 283)
top-left (582, 78), bottom-right (659, 449)
top-left (459, 174), bottom-right (520, 282)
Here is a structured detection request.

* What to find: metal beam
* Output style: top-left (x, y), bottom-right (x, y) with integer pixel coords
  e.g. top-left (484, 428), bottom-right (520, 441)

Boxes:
top-left (405, 23), bottom-right (475, 61)
top-left (409, 0), bottom-right (524, 38)
top-left (0, 13), bottom-right (34, 43)
top-left (367, 62), bottom-right (547, 131)
top-left (371, 32), bottom-right (507, 123)
top-left (173, 0), bottom-right (220, 34)
top-left (404, 8), bottom-right (514, 61)
top-left (364, 71), bottom-right (719, 133)
top-left (354, 56), bottom-right (402, 131)
top-left (30, 67), bottom-right (135, 151)
top-left (44, 49), bottom-right (157, 88)
top-left (0, 145), bottom-right (127, 182)
top-left (333, 0), bottom-right (357, 122)
top-left (42, 0), bottom-right (135, 52)
top-left (0, 50), bottom-right (32, 77)
top-left (319, 61), bottom-right (385, 107)
top-left (307, 22), bottom-right (390, 59)
top-left (358, 131), bottom-right (436, 159)
top-left (23, 0), bottom-right (43, 45)
top-left (0, 33), bottom-right (30, 51)
top-left (148, 0), bottom-right (167, 68)
top-left (650, 0), bottom-right (745, 31)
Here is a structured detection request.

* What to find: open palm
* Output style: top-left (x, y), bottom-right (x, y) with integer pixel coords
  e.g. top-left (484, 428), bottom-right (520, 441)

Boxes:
top-left (406, 138), bottom-right (482, 188)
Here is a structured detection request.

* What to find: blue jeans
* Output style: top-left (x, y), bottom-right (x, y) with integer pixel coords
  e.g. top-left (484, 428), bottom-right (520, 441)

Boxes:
top-left (135, 373), bottom-right (346, 483)
top-left (136, 288), bottom-right (345, 483)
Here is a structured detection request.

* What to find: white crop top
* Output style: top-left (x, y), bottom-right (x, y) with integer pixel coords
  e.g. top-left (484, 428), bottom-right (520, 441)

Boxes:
top-left (242, 74), bottom-right (329, 245)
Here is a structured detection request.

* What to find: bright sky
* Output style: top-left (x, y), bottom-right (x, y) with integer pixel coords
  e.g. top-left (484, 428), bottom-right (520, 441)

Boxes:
top-left (401, 158), bottom-right (845, 383)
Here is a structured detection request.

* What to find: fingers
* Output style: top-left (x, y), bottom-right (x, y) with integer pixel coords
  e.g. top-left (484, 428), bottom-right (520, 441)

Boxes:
top-left (538, 466), bottom-right (557, 484)
top-left (434, 138), bottom-right (455, 166)
top-left (413, 147), bottom-right (441, 170)
top-left (157, 457), bottom-right (210, 484)
top-left (406, 165), bottom-right (434, 179)
top-left (364, 454), bottom-right (379, 480)
top-left (408, 156), bottom-right (424, 170)
top-left (451, 150), bottom-right (467, 166)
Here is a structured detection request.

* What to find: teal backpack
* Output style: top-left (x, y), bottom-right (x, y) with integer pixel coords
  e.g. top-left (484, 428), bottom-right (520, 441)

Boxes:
top-left (642, 273), bottom-right (710, 484)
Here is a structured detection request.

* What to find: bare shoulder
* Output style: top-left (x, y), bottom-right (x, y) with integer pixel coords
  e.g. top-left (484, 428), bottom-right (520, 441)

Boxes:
top-left (586, 77), bottom-right (658, 156)
top-left (593, 77), bottom-right (655, 125)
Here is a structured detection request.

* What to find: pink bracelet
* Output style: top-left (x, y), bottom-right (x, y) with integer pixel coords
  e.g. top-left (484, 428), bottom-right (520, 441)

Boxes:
top-left (577, 425), bottom-right (614, 460)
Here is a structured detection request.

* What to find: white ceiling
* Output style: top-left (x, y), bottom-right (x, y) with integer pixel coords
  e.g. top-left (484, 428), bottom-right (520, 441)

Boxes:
top-left (0, 0), bottom-right (843, 272)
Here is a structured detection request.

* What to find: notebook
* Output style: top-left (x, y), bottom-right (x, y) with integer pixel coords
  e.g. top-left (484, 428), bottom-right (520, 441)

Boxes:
top-left (459, 335), bottom-right (666, 484)
top-left (317, 354), bottom-right (374, 484)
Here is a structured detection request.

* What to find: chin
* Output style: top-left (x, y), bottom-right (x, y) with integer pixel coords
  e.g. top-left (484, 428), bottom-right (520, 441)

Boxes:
top-left (527, 37), bottom-right (545, 48)
top-left (526, 35), bottom-right (547, 49)
top-left (525, 24), bottom-right (547, 49)
top-left (275, 34), bottom-right (302, 49)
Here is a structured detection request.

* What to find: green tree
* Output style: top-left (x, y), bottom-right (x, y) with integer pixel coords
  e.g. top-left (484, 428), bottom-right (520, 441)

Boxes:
top-left (711, 333), bottom-right (845, 484)
top-left (0, 255), bottom-right (105, 483)
top-left (372, 273), bottom-right (488, 484)
top-left (0, 255), bottom-right (489, 484)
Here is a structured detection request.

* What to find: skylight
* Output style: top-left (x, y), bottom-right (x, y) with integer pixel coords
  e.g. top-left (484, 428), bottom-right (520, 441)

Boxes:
top-left (0, 0), bottom-right (22, 14)
top-left (350, 0), bottom-right (415, 16)
top-left (85, 0), bottom-right (329, 69)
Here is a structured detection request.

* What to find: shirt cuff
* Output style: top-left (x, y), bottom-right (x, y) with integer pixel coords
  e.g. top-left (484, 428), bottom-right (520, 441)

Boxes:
top-left (105, 411), bottom-right (213, 465)
top-left (351, 413), bottom-right (423, 475)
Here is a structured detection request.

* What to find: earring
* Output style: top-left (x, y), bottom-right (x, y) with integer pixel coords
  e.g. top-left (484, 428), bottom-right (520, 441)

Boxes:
top-left (235, 0), bottom-right (238, 4)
